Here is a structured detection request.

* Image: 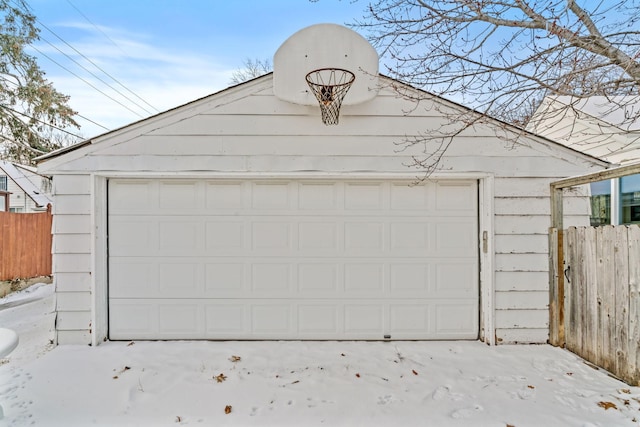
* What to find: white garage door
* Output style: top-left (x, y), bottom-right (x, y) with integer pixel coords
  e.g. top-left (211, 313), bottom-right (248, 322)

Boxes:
top-left (108, 179), bottom-right (478, 340)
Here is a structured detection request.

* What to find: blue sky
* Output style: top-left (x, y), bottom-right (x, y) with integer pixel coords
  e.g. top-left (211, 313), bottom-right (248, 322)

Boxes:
top-left (26, 0), bottom-right (369, 138)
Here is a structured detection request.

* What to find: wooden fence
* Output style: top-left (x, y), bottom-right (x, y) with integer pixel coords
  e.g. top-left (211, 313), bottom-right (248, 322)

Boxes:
top-left (550, 225), bottom-right (640, 385)
top-left (0, 207), bottom-right (52, 281)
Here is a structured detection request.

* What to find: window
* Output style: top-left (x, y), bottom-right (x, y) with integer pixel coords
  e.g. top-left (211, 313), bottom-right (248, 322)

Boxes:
top-left (9, 207), bottom-right (23, 213)
top-left (0, 193), bottom-right (6, 211)
top-left (0, 176), bottom-right (6, 191)
top-left (589, 180), bottom-right (611, 226)
top-left (620, 174), bottom-right (640, 224)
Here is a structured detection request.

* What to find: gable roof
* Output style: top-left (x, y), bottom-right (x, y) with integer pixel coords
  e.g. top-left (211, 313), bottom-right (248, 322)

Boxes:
top-left (0, 160), bottom-right (52, 207)
top-left (35, 74), bottom-right (270, 164)
top-left (36, 73), bottom-right (609, 170)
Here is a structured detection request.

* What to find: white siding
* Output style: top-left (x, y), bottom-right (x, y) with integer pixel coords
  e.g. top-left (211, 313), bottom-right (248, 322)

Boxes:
top-left (5, 177), bottom-right (37, 212)
top-left (40, 76), bottom-right (607, 345)
top-left (51, 174), bottom-right (92, 344)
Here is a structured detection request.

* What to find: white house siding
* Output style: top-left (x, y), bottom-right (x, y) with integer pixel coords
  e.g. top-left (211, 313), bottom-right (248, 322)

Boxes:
top-left (38, 77), bottom-right (607, 345)
top-left (493, 178), bottom-right (590, 343)
top-left (5, 178), bottom-right (37, 212)
top-left (51, 174), bottom-right (93, 344)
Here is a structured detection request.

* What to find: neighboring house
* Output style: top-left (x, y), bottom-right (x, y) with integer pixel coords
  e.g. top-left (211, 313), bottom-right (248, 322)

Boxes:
top-left (0, 160), bottom-right (52, 212)
top-left (36, 24), bottom-right (609, 347)
top-left (528, 96), bottom-right (640, 165)
top-left (528, 96), bottom-right (640, 226)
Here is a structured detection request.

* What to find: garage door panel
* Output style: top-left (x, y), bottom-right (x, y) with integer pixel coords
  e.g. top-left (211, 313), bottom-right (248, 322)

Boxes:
top-left (390, 222), bottom-right (430, 251)
top-left (109, 259), bottom-right (157, 297)
top-left (435, 302), bottom-right (479, 337)
top-left (108, 179), bottom-right (479, 340)
top-left (344, 183), bottom-right (384, 210)
top-left (435, 181), bottom-right (477, 212)
top-left (110, 298), bottom-right (479, 340)
top-left (435, 262), bottom-right (478, 297)
top-left (159, 220), bottom-right (203, 251)
top-left (298, 304), bottom-right (339, 334)
top-left (205, 304), bottom-right (247, 334)
top-left (205, 221), bottom-right (245, 249)
top-left (389, 304), bottom-right (430, 333)
top-left (344, 304), bottom-right (384, 334)
top-left (251, 304), bottom-right (292, 333)
top-left (297, 263), bottom-right (338, 292)
top-left (111, 257), bottom-right (475, 300)
top-left (158, 263), bottom-right (200, 294)
top-left (298, 222), bottom-right (338, 250)
top-left (205, 182), bottom-right (245, 209)
top-left (344, 264), bottom-right (384, 293)
top-left (205, 263), bottom-right (245, 293)
top-left (109, 218), bottom-right (154, 256)
top-left (436, 221), bottom-right (478, 255)
top-left (390, 182), bottom-right (431, 210)
top-left (390, 264), bottom-right (430, 293)
top-left (251, 263), bottom-right (291, 292)
top-left (298, 182), bottom-right (338, 210)
top-left (159, 181), bottom-right (200, 209)
top-left (252, 222), bottom-right (292, 250)
top-left (158, 303), bottom-right (202, 334)
top-left (344, 222), bottom-right (384, 251)
top-left (252, 182), bottom-right (291, 209)
top-left (109, 180), bottom-right (155, 212)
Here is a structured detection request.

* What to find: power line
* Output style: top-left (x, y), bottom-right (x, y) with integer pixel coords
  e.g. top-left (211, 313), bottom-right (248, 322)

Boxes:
top-left (37, 32), bottom-right (156, 117)
top-left (65, 0), bottom-right (130, 58)
top-left (37, 21), bottom-right (158, 116)
top-left (30, 44), bottom-right (147, 119)
top-left (0, 74), bottom-right (110, 132)
top-left (1, 105), bottom-right (84, 139)
top-left (75, 113), bottom-right (110, 131)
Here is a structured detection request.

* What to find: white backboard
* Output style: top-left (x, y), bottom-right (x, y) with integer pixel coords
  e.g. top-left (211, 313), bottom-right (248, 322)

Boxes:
top-left (273, 23), bottom-right (379, 106)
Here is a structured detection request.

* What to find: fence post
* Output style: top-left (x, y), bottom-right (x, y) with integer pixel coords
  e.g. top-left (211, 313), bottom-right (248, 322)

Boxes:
top-left (549, 227), bottom-right (565, 347)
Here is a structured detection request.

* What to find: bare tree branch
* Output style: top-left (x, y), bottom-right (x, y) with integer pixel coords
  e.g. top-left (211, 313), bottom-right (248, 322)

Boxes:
top-left (229, 58), bottom-right (272, 85)
top-left (353, 0), bottom-right (640, 175)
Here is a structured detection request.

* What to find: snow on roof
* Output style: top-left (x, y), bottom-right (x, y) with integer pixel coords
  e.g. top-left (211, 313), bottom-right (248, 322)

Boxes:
top-left (550, 95), bottom-right (640, 131)
top-left (0, 160), bottom-right (52, 208)
top-left (529, 96), bottom-right (640, 164)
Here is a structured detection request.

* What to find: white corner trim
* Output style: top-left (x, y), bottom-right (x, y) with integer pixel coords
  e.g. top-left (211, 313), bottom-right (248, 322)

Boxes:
top-left (91, 175), bottom-right (109, 346)
top-left (478, 174), bottom-right (495, 345)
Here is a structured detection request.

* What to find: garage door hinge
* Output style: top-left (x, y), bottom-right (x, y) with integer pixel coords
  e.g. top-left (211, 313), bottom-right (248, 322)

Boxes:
top-left (482, 231), bottom-right (488, 253)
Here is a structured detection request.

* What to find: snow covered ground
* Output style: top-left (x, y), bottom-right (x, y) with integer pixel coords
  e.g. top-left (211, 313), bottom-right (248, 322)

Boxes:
top-left (1, 285), bottom-right (640, 426)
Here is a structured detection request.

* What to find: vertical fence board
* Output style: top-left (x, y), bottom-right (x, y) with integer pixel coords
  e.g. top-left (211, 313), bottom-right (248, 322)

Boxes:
top-left (603, 226), bottom-right (617, 373)
top-left (565, 227), bottom-right (576, 353)
top-left (614, 226), bottom-right (630, 378)
top-left (583, 226), bottom-right (598, 363)
top-left (628, 226), bottom-right (640, 384)
top-left (0, 209), bottom-right (53, 281)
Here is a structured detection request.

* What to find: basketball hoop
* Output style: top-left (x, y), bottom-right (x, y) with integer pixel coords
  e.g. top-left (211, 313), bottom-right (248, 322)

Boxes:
top-left (305, 68), bottom-right (355, 125)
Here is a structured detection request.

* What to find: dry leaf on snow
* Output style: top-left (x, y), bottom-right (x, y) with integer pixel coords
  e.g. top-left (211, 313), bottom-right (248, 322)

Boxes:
top-left (229, 355), bottom-right (241, 362)
top-left (598, 401), bottom-right (618, 411)
top-left (224, 405), bottom-right (232, 414)
top-left (412, 370), bottom-right (418, 376)
top-left (355, 373), bottom-right (360, 378)
top-left (215, 373), bottom-right (227, 383)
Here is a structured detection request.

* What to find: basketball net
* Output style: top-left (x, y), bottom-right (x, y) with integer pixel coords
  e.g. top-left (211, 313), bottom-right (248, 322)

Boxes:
top-left (305, 68), bottom-right (355, 125)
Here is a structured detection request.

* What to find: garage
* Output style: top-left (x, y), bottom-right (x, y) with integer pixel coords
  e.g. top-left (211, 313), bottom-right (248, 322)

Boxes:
top-left (108, 178), bottom-right (479, 340)
top-left (38, 23), bottom-right (608, 346)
